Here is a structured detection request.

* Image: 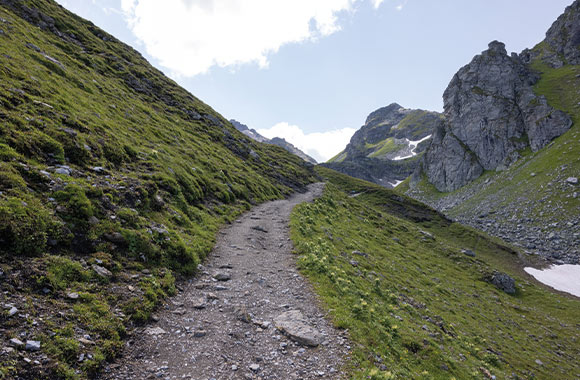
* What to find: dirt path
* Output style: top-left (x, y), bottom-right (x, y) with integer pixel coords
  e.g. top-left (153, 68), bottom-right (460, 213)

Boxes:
top-left (102, 183), bottom-right (349, 380)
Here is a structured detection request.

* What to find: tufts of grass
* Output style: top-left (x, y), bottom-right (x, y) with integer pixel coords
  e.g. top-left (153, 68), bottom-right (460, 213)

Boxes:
top-left (291, 168), bottom-right (580, 379)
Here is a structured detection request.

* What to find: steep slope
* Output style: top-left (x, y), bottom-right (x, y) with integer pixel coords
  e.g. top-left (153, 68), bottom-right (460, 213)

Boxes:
top-left (323, 103), bottom-right (442, 188)
top-left (0, 1), bottom-right (315, 378)
top-left (405, 1), bottom-right (580, 263)
top-left (230, 119), bottom-right (317, 164)
top-left (292, 167), bottom-right (580, 379)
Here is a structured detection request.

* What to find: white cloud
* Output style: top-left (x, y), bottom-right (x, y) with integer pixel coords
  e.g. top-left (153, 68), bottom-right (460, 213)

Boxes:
top-left (371, 0), bottom-right (384, 9)
top-left (395, 0), bottom-right (408, 11)
top-left (120, 0), bottom-right (359, 77)
top-left (257, 122), bottom-right (355, 162)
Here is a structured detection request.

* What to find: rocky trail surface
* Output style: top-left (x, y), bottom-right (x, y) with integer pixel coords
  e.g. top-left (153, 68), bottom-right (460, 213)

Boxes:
top-left (101, 183), bottom-right (349, 380)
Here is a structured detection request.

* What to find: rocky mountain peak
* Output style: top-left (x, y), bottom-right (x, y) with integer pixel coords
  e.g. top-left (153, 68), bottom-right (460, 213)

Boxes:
top-left (486, 40), bottom-right (507, 55)
top-left (418, 31), bottom-right (573, 191)
top-left (364, 102), bottom-right (404, 127)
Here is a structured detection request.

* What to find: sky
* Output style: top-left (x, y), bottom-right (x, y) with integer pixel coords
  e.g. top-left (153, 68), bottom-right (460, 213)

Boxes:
top-left (55, 0), bottom-right (572, 162)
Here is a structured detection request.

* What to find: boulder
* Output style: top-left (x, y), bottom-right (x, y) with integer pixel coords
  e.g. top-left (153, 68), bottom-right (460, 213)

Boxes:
top-left (488, 271), bottom-right (516, 294)
top-left (273, 310), bottom-right (323, 347)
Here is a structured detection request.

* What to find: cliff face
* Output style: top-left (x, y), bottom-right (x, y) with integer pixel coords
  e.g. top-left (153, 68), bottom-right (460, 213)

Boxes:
top-left (417, 41), bottom-right (572, 192)
top-left (324, 103), bottom-right (442, 187)
top-left (521, 0), bottom-right (580, 67)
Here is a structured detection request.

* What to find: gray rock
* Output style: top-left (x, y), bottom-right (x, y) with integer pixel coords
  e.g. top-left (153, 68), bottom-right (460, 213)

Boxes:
top-left (249, 363), bottom-right (260, 372)
top-left (54, 167), bottom-right (71, 176)
top-left (352, 250), bottom-right (368, 258)
top-left (273, 310), bottom-right (323, 347)
top-left (213, 272), bottom-right (231, 281)
top-left (418, 40), bottom-right (571, 191)
top-left (489, 271), bottom-right (516, 294)
top-left (103, 232), bottom-right (126, 245)
top-left (144, 327), bottom-right (167, 335)
top-left (566, 177), bottom-right (578, 185)
top-left (92, 166), bottom-right (106, 174)
top-left (9, 338), bottom-right (24, 348)
top-left (8, 306), bottom-right (18, 316)
top-left (521, 1), bottom-right (580, 67)
top-left (25, 340), bottom-right (41, 351)
top-left (92, 264), bottom-right (112, 278)
top-left (461, 249), bottom-right (476, 257)
top-left (67, 292), bottom-right (79, 300)
top-left (191, 297), bottom-right (206, 309)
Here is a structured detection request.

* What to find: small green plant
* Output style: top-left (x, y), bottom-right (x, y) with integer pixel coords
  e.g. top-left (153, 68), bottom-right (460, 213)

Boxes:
top-left (0, 196), bottom-right (56, 256)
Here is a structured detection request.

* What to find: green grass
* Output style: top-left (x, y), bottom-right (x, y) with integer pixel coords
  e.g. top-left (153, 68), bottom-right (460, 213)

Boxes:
top-left (0, 1), bottom-right (316, 378)
top-left (366, 138), bottom-right (407, 158)
top-left (292, 168), bottom-right (580, 379)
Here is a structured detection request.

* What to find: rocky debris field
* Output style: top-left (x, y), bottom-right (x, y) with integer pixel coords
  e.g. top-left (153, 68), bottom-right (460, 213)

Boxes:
top-left (100, 183), bottom-right (349, 380)
top-left (408, 171), bottom-right (580, 264)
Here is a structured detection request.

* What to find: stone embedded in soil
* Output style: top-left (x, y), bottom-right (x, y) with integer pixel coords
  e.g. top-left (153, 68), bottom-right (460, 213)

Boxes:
top-left (462, 249), bottom-right (476, 257)
top-left (213, 272), bottom-right (231, 281)
top-left (9, 338), bottom-right (24, 348)
top-left (273, 310), bottom-right (324, 347)
top-left (145, 327), bottom-right (167, 335)
top-left (25, 340), bottom-right (41, 351)
top-left (92, 264), bottom-right (112, 278)
top-left (191, 297), bottom-right (206, 309)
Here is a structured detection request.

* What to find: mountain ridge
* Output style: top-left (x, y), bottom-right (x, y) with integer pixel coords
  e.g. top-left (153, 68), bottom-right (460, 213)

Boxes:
top-left (230, 119), bottom-right (317, 164)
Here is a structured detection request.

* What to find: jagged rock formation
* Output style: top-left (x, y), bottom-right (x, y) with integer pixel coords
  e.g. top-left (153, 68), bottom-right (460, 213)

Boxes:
top-left (230, 119), bottom-right (317, 164)
top-left (323, 103), bottom-right (442, 188)
top-left (416, 41), bottom-right (572, 192)
top-left (521, 0), bottom-right (580, 67)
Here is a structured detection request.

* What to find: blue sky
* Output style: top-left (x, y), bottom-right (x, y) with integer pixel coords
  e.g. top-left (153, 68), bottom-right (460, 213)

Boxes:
top-left (56, 0), bottom-right (571, 161)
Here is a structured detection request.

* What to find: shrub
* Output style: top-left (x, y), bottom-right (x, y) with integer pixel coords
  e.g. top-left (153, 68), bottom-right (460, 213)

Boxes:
top-left (0, 196), bottom-right (55, 256)
top-left (0, 163), bottom-right (27, 191)
top-left (54, 184), bottom-right (94, 220)
top-left (11, 129), bottom-right (65, 163)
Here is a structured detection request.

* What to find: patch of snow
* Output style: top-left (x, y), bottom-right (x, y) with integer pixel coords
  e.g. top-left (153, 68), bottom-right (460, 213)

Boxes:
top-left (392, 134), bottom-right (432, 161)
top-left (389, 180), bottom-right (403, 188)
top-left (524, 264), bottom-right (580, 297)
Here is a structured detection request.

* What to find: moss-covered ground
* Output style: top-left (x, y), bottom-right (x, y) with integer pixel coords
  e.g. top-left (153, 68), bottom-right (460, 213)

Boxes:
top-left (291, 167), bottom-right (580, 380)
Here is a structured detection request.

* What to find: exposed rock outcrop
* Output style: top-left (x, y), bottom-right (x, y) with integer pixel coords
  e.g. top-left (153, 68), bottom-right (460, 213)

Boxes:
top-left (521, 0), bottom-right (580, 67)
top-left (416, 41), bottom-right (572, 192)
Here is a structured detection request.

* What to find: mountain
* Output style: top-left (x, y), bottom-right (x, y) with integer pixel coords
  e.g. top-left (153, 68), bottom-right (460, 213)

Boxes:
top-left (229, 119), bottom-right (270, 143)
top-left (404, 1), bottom-right (580, 264)
top-left (230, 119), bottom-right (317, 164)
top-left (323, 103), bottom-right (442, 188)
top-left (0, 1), bottom-right (315, 378)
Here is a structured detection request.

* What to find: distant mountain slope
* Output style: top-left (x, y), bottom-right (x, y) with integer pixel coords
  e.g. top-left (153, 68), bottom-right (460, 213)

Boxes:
top-left (323, 103), bottom-right (442, 188)
top-left (405, 0), bottom-right (580, 264)
top-left (230, 119), bottom-right (317, 164)
top-left (0, 1), bottom-right (315, 378)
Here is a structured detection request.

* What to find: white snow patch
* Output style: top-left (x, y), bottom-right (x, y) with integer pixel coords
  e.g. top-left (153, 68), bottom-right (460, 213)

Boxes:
top-left (389, 180), bottom-right (403, 188)
top-left (524, 264), bottom-right (580, 297)
top-left (392, 134), bottom-right (432, 161)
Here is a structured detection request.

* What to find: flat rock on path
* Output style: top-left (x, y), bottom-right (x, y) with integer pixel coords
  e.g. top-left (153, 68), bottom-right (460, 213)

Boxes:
top-left (101, 183), bottom-right (349, 380)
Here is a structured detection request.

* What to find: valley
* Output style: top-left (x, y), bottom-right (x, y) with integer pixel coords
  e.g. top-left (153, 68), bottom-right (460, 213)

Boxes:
top-left (0, 0), bottom-right (578, 380)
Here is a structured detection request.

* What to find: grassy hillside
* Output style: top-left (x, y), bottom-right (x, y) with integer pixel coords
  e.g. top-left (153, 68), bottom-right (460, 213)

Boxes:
top-left (0, 1), bottom-right (315, 378)
top-left (291, 167), bottom-right (580, 379)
